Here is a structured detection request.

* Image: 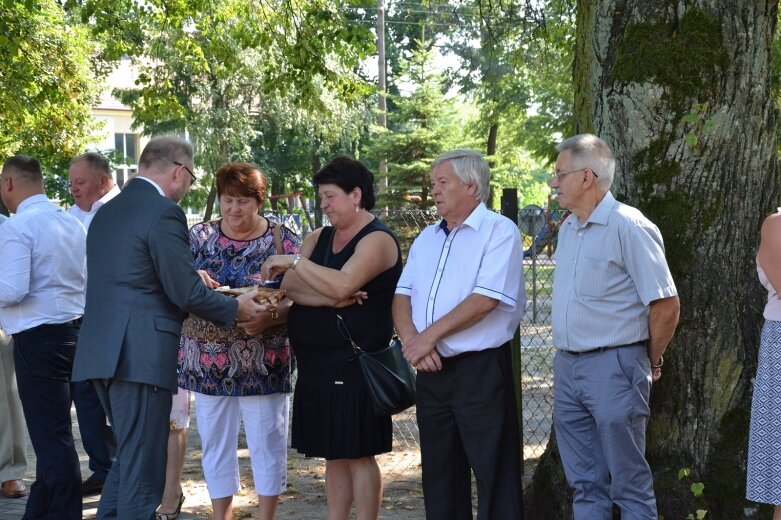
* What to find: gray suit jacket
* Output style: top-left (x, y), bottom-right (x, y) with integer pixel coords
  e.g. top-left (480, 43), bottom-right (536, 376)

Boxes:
top-left (72, 178), bottom-right (237, 391)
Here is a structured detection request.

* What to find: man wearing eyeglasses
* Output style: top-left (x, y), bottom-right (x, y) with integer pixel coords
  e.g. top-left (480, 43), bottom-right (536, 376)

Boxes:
top-left (72, 136), bottom-right (267, 519)
top-left (550, 134), bottom-right (680, 519)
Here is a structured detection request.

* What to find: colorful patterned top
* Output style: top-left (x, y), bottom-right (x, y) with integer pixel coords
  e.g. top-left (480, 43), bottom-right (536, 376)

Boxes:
top-left (177, 218), bottom-right (300, 396)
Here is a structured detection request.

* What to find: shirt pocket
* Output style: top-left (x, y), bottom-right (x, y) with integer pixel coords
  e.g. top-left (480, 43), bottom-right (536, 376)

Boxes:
top-left (575, 256), bottom-right (625, 298)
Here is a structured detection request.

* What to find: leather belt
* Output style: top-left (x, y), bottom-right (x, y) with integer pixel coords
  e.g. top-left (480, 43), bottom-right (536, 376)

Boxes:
top-left (32, 317), bottom-right (83, 330)
top-left (441, 350), bottom-right (482, 363)
top-left (562, 341), bottom-right (644, 356)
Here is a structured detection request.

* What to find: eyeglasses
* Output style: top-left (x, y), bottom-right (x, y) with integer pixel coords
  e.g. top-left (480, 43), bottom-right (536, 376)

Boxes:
top-left (335, 313), bottom-right (363, 359)
top-left (173, 161), bottom-right (196, 186)
top-left (551, 168), bottom-right (598, 182)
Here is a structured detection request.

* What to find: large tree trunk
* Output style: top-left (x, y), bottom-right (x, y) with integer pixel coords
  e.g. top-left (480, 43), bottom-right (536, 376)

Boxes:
top-left (525, 2), bottom-right (779, 519)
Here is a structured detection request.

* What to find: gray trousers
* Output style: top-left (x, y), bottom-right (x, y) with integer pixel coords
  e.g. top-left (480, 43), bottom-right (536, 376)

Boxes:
top-left (0, 328), bottom-right (27, 482)
top-left (92, 379), bottom-right (171, 520)
top-left (553, 344), bottom-right (657, 520)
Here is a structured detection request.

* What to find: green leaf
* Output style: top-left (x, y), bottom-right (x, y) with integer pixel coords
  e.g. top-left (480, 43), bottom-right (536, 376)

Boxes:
top-left (678, 468), bottom-right (691, 480)
top-left (681, 113), bottom-right (699, 123)
top-left (691, 482), bottom-right (705, 497)
top-left (696, 510), bottom-right (708, 519)
top-left (685, 132), bottom-right (699, 148)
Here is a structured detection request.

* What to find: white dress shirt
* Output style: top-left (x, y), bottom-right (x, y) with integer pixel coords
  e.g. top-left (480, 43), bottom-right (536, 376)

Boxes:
top-left (0, 195), bottom-right (87, 334)
top-left (135, 176), bottom-right (165, 196)
top-left (396, 203), bottom-right (526, 357)
top-left (68, 184), bottom-right (120, 230)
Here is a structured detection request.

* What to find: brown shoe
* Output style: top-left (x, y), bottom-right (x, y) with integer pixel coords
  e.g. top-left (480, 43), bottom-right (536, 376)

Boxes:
top-left (2, 479), bottom-right (26, 498)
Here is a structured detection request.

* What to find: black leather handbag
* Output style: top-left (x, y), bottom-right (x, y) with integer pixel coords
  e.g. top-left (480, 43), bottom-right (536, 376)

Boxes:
top-left (336, 313), bottom-right (416, 416)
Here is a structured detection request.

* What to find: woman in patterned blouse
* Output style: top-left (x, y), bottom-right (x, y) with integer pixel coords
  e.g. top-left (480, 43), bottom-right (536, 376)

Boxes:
top-left (177, 163), bottom-right (300, 520)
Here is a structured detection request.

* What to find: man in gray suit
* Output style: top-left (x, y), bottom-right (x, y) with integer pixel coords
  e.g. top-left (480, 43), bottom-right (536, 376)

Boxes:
top-left (72, 136), bottom-right (267, 519)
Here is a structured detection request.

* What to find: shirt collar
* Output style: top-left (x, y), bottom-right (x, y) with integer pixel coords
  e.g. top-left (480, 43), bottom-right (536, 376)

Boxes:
top-left (566, 191), bottom-right (616, 229)
top-left (436, 201), bottom-right (487, 234)
top-left (16, 194), bottom-right (49, 213)
top-left (93, 184), bottom-right (121, 210)
top-left (136, 176), bottom-right (165, 196)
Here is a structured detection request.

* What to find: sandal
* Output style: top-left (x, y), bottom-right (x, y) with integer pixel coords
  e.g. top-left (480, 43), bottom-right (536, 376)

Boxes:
top-left (155, 493), bottom-right (185, 520)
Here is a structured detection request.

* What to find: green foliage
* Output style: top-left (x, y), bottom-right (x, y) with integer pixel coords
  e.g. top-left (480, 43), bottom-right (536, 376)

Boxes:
top-left (657, 468), bottom-right (708, 520)
top-left (92, 0), bottom-right (376, 214)
top-left (0, 0), bottom-right (102, 200)
top-left (368, 41), bottom-right (459, 208)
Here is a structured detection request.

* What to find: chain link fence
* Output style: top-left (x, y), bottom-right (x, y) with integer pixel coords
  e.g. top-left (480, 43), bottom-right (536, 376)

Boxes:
top-left (188, 208), bottom-right (566, 486)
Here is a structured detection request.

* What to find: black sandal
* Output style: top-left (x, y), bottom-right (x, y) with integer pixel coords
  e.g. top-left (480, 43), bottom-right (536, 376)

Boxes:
top-left (155, 493), bottom-right (185, 520)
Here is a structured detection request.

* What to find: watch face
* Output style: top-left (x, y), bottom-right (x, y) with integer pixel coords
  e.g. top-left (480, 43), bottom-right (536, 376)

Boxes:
top-left (261, 277), bottom-right (282, 289)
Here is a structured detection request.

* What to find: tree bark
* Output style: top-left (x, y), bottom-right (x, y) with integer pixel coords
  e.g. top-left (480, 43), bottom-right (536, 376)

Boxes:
top-left (525, 2), bottom-right (779, 519)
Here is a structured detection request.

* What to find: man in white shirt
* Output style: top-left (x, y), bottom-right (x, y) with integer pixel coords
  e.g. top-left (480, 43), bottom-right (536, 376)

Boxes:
top-left (0, 155), bottom-right (87, 519)
top-left (393, 149), bottom-right (525, 520)
top-left (67, 152), bottom-right (119, 496)
top-left (68, 152), bottom-right (121, 230)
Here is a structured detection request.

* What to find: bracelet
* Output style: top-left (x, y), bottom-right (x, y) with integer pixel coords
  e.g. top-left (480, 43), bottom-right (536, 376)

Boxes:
top-left (290, 253), bottom-right (302, 270)
top-left (651, 355), bottom-right (664, 369)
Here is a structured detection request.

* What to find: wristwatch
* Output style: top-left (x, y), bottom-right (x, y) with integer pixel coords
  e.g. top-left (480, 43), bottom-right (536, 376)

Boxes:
top-left (291, 254), bottom-right (302, 270)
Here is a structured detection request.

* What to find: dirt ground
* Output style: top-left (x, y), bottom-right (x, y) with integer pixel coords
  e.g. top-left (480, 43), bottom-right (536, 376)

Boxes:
top-left (176, 409), bottom-right (427, 519)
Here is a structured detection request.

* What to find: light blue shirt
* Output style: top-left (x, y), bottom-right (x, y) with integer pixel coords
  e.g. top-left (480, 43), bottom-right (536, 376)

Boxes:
top-left (0, 194), bottom-right (87, 334)
top-left (396, 203), bottom-right (526, 356)
top-left (552, 192), bottom-right (677, 351)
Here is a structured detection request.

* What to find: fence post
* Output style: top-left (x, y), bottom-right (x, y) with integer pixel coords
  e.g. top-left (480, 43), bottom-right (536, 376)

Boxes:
top-left (501, 189), bottom-right (524, 479)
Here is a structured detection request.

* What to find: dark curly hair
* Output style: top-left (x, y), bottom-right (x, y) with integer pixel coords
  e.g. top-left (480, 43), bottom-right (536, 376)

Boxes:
top-left (312, 156), bottom-right (375, 211)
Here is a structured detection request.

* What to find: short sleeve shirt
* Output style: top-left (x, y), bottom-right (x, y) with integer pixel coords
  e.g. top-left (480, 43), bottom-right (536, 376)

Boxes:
top-left (395, 203), bottom-right (526, 356)
top-left (552, 192), bottom-right (677, 351)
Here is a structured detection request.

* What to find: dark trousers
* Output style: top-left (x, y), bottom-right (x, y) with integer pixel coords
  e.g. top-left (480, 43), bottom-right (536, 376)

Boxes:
top-left (92, 379), bottom-right (171, 520)
top-left (71, 380), bottom-right (115, 480)
top-left (13, 323), bottom-right (82, 520)
top-left (416, 342), bottom-right (523, 520)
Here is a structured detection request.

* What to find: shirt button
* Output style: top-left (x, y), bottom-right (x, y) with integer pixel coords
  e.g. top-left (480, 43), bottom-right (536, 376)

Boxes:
top-left (578, 232), bottom-right (584, 237)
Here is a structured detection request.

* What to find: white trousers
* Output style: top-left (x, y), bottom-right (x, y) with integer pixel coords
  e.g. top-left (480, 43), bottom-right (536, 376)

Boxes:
top-left (195, 393), bottom-right (289, 499)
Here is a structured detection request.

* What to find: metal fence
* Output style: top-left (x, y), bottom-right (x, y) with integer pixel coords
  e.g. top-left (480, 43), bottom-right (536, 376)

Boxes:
top-left (188, 208), bottom-right (565, 481)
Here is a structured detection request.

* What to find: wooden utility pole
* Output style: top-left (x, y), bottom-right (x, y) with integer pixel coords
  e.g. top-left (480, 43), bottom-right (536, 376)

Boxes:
top-left (377, 0), bottom-right (388, 196)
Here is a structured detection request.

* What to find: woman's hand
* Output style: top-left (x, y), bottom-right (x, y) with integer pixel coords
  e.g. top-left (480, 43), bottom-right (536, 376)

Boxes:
top-left (261, 254), bottom-right (296, 281)
top-left (197, 269), bottom-right (220, 288)
top-left (237, 302), bottom-right (279, 336)
top-left (333, 291), bottom-right (368, 308)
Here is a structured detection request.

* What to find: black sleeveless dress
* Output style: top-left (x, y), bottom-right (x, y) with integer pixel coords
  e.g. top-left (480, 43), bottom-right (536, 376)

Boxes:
top-left (288, 218), bottom-right (402, 459)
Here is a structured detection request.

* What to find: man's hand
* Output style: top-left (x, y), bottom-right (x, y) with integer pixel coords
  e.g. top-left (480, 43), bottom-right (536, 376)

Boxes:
top-left (652, 366), bottom-right (662, 383)
top-left (414, 350), bottom-right (442, 372)
top-left (197, 269), bottom-right (220, 288)
top-left (401, 330), bottom-right (437, 366)
top-left (235, 289), bottom-right (266, 323)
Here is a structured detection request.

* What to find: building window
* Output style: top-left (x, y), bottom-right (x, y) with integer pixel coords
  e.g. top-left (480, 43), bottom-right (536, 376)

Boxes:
top-left (114, 133), bottom-right (138, 162)
top-left (113, 133), bottom-right (139, 188)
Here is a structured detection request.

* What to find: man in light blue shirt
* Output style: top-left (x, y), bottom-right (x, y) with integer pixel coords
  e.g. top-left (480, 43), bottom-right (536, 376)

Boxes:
top-left (550, 134), bottom-right (680, 519)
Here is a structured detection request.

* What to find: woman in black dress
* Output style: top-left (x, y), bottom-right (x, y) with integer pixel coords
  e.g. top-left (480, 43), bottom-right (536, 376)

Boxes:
top-left (261, 156), bottom-right (402, 520)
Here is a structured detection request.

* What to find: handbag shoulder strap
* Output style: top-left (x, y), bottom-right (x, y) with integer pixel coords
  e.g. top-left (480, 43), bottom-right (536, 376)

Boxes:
top-left (268, 219), bottom-right (284, 255)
